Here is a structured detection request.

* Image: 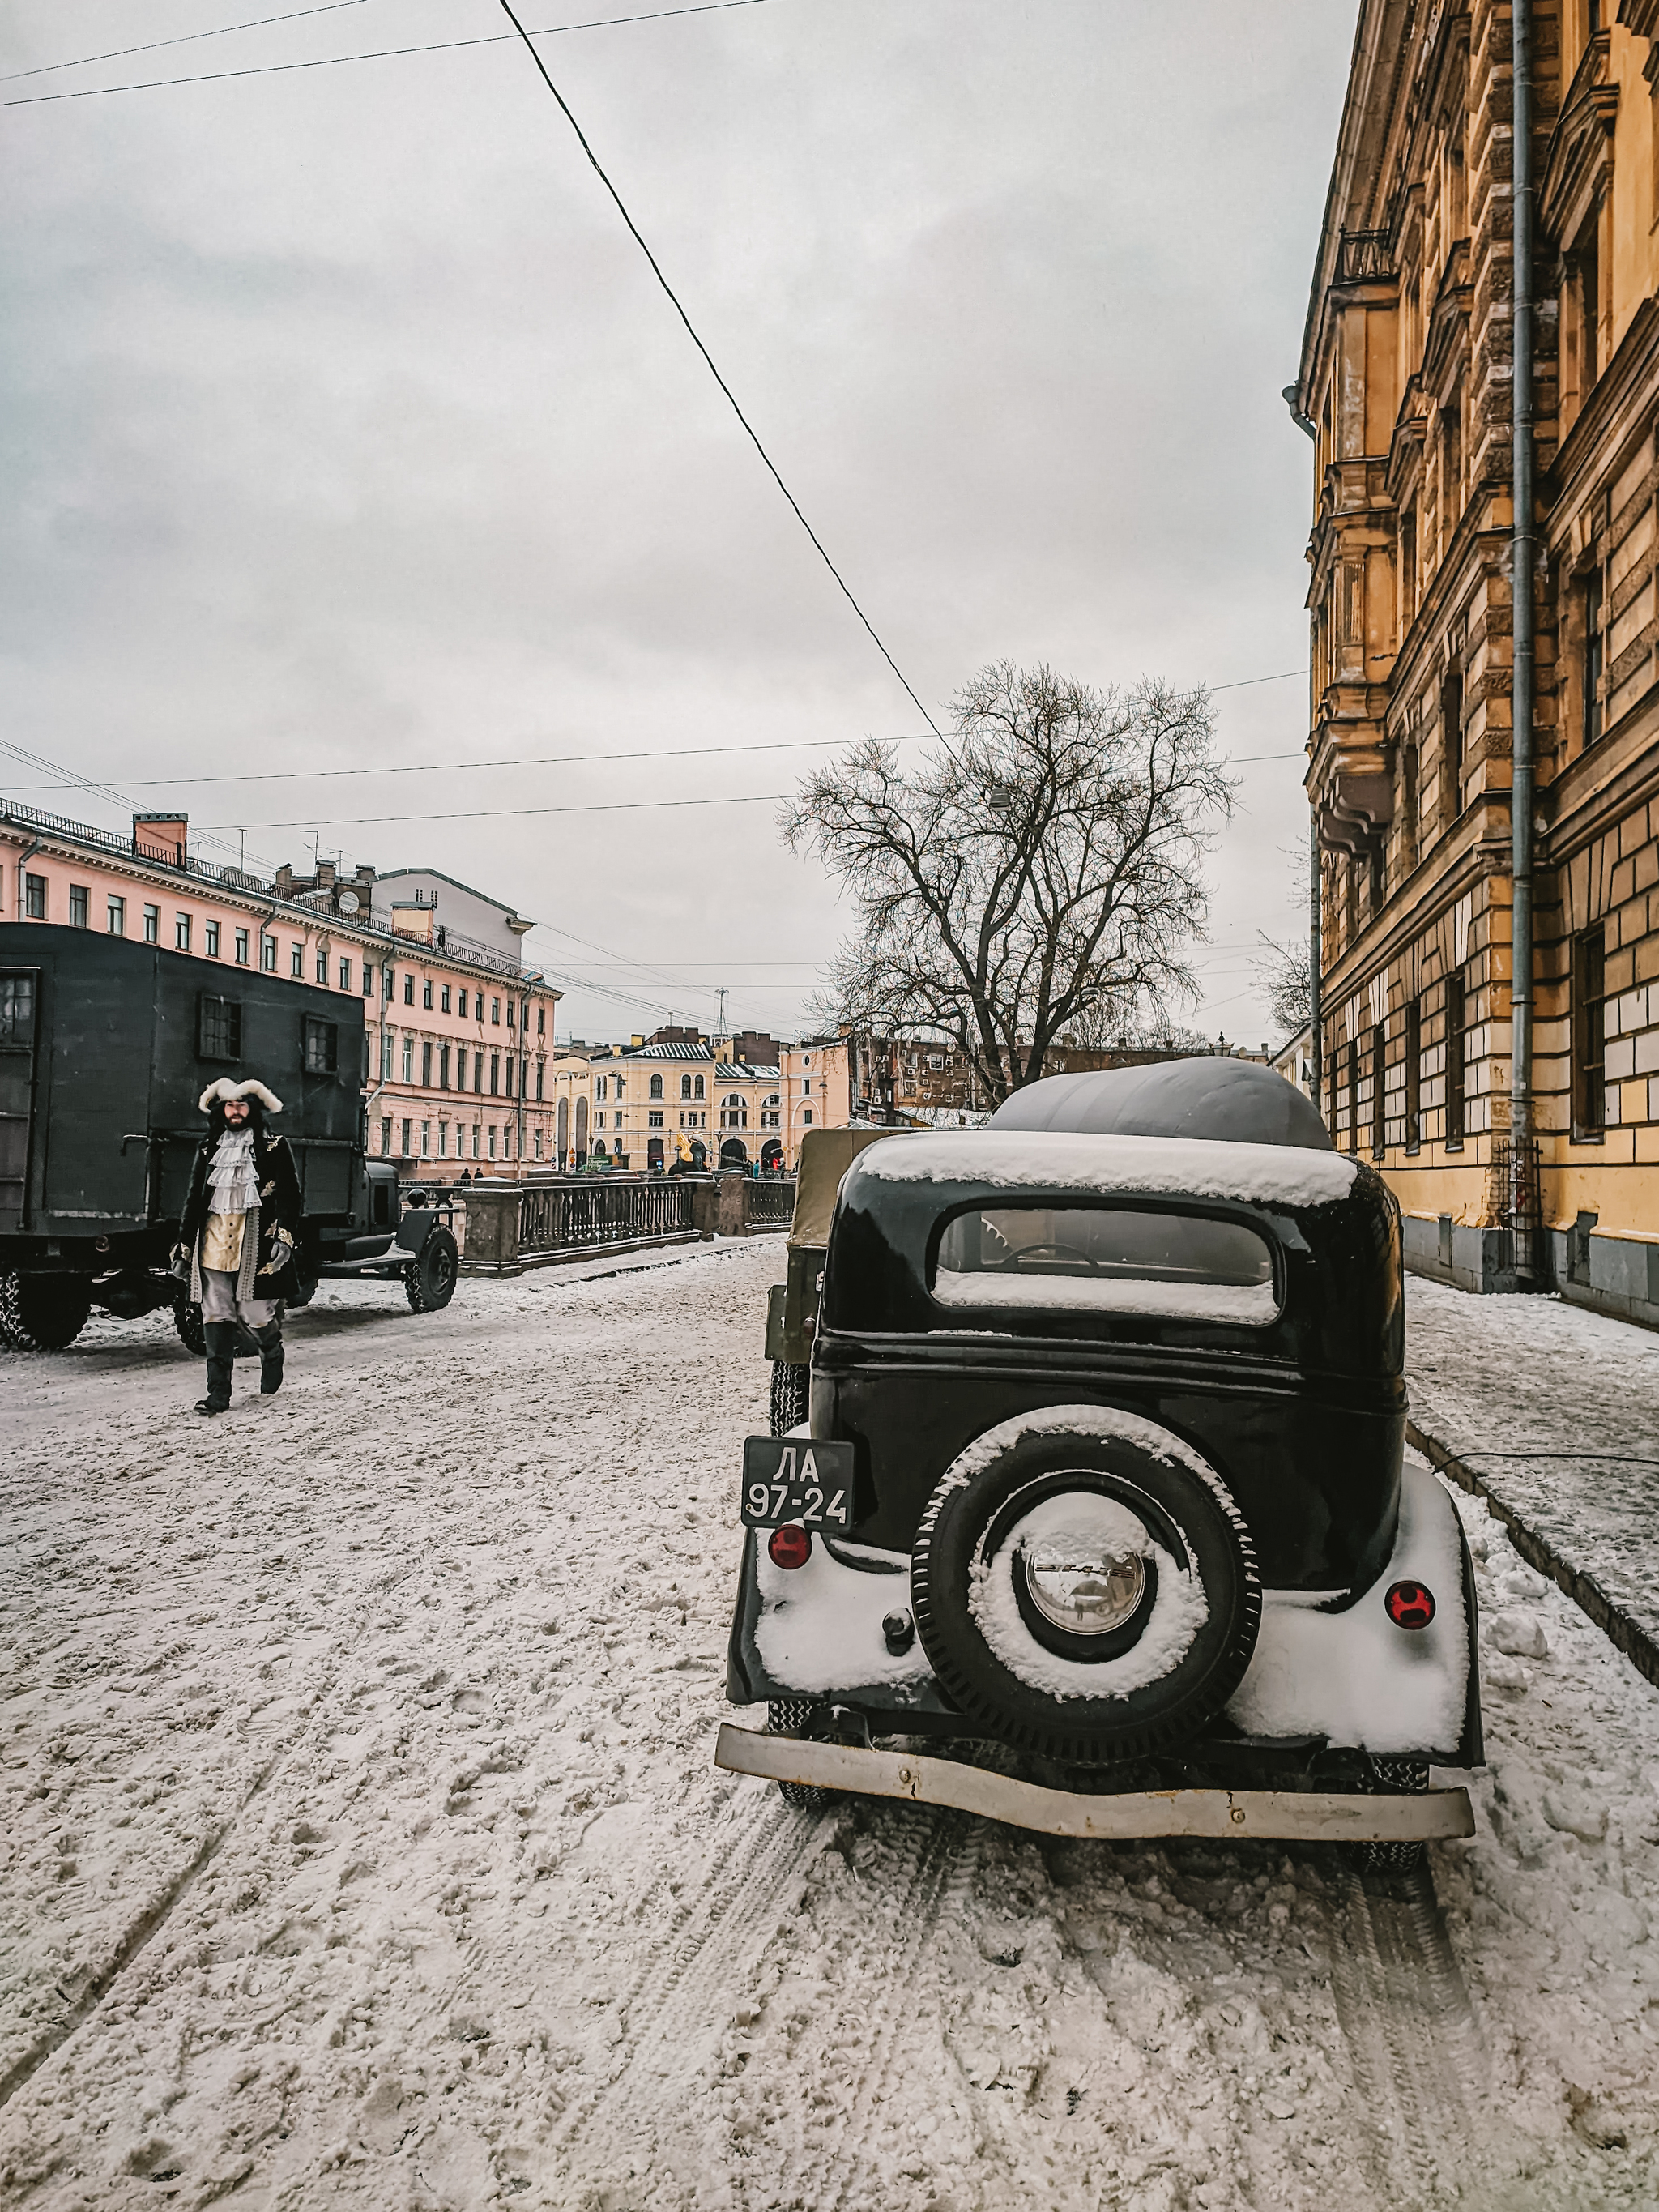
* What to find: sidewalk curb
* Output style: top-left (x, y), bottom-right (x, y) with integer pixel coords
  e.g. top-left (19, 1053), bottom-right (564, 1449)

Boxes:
top-left (1408, 1417), bottom-right (1659, 1695)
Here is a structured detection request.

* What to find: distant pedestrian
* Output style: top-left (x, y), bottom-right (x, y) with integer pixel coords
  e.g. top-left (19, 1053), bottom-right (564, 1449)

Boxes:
top-left (174, 1078), bottom-right (301, 1416)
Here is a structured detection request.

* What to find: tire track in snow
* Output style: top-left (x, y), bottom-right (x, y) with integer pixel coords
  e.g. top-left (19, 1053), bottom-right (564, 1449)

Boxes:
top-left (555, 1791), bottom-right (836, 2154)
top-left (0, 1559), bottom-right (421, 2114)
top-left (1322, 1858), bottom-right (1487, 2207)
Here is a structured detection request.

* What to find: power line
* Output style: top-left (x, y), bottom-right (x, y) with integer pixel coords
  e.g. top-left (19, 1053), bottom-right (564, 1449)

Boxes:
top-left (0, 0), bottom-right (771, 108)
top-left (491, 0), bottom-right (943, 741)
top-left (0, 0), bottom-right (373, 85)
top-left (198, 790), bottom-right (790, 831)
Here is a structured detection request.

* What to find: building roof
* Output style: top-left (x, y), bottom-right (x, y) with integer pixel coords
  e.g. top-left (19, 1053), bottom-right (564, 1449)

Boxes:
top-left (373, 867), bottom-right (535, 933)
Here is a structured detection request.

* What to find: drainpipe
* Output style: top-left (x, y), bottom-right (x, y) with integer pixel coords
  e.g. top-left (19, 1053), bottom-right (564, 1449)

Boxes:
top-left (1510, 0), bottom-right (1537, 1281)
top-left (14, 835), bottom-right (43, 921)
top-left (1308, 810), bottom-right (1323, 1121)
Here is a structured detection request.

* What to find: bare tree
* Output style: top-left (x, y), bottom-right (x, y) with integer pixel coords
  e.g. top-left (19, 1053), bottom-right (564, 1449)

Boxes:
top-left (1249, 841), bottom-right (1312, 1038)
top-left (782, 661), bottom-right (1232, 1105)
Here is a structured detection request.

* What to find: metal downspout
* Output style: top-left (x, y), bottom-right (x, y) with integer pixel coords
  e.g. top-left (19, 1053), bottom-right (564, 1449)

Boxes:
top-left (1510, 0), bottom-right (1537, 1279)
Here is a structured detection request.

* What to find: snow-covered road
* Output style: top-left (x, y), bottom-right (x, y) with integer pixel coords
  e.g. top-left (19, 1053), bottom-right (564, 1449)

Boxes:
top-left (3, 1247), bottom-right (1659, 2210)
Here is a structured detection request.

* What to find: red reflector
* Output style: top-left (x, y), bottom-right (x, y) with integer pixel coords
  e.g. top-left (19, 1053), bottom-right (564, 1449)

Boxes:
top-left (1385, 1579), bottom-right (1435, 1630)
top-left (768, 1524), bottom-right (812, 1570)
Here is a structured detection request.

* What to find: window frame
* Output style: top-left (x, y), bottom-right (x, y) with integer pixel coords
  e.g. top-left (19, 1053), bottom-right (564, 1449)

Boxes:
top-left (1573, 925), bottom-right (1608, 1138)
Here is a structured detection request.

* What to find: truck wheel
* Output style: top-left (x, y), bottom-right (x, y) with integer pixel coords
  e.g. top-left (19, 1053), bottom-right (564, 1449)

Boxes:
top-left (769, 1360), bottom-right (809, 1437)
top-left (286, 1275), bottom-right (318, 1312)
top-left (0, 1272), bottom-right (93, 1352)
top-left (173, 1297), bottom-right (207, 1356)
top-left (1354, 1757), bottom-right (1431, 1873)
top-left (767, 1699), bottom-right (835, 1811)
top-left (404, 1227), bottom-right (458, 1313)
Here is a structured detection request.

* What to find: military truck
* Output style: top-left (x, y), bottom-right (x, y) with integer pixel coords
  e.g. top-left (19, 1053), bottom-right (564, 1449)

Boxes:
top-left (0, 923), bottom-right (458, 1352)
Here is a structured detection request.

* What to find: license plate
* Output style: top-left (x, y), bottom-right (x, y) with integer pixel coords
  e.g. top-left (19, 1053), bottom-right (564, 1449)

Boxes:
top-left (741, 1437), bottom-right (855, 1531)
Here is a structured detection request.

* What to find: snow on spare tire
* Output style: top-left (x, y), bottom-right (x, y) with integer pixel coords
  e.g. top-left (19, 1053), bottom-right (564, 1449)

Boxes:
top-left (911, 1406), bottom-right (1260, 1762)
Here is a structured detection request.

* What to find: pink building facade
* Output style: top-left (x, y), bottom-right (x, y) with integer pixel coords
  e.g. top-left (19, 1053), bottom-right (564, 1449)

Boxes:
top-left (2, 805), bottom-right (561, 1177)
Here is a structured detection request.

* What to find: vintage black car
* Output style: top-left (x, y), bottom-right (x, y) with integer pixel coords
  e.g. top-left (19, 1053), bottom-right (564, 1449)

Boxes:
top-left (719, 1059), bottom-right (1480, 1850)
top-left (0, 924), bottom-right (458, 1352)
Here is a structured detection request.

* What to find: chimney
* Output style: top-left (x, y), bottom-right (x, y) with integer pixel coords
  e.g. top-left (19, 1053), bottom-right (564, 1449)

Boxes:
top-left (275, 864), bottom-right (296, 899)
top-left (316, 860), bottom-right (337, 888)
top-left (133, 813), bottom-right (188, 868)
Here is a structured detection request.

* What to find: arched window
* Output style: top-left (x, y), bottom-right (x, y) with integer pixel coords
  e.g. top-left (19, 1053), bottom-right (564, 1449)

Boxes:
top-left (650, 1072), bottom-right (663, 1099)
top-left (761, 1093), bottom-right (781, 1129)
top-left (693, 1074), bottom-right (705, 1098)
top-left (680, 1074), bottom-right (693, 1098)
top-left (721, 1093), bottom-right (748, 1129)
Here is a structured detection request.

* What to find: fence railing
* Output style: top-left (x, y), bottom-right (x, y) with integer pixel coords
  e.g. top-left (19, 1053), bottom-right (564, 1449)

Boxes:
top-left (748, 1176), bottom-right (797, 1227)
top-left (518, 1175), bottom-right (697, 1258)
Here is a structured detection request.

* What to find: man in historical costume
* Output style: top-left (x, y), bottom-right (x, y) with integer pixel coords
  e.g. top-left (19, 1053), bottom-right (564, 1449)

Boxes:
top-left (175, 1078), bottom-right (301, 1416)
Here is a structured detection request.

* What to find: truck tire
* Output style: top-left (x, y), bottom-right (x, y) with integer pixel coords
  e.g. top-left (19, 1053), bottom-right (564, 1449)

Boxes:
top-left (767, 1699), bottom-right (836, 1811)
top-left (0, 1272), bottom-right (93, 1352)
top-left (286, 1275), bottom-right (318, 1311)
top-left (769, 1360), bottom-right (810, 1437)
top-left (173, 1296), bottom-right (207, 1356)
top-left (404, 1226), bottom-right (458, 1313)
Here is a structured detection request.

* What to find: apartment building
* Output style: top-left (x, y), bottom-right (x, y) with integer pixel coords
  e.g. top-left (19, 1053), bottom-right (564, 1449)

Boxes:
top-left (1, 804), bottom-right (561, 1176)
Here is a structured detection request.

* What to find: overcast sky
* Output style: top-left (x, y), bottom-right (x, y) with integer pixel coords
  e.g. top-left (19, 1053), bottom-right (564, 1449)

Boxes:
top-left (2, 0), bottom-right (1356, 1046)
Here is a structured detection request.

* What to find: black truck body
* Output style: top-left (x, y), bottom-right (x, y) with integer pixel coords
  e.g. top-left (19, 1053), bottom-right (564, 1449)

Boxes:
top-left (0, 923), bottom-right (456, 1347)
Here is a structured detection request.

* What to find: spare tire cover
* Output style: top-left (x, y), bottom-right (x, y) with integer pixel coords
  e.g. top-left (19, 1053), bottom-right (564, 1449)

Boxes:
top-left (911, 1406), bottom-right (1260, 1762)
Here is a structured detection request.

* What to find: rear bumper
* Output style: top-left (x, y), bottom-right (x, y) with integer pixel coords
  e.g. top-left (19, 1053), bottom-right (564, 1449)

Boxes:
top-left (714, 1723), bottom-right (1475, 1843)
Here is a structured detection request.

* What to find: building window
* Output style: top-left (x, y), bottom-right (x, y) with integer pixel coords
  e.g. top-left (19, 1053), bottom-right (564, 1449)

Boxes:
top-left (1574, 925), bottom-right (1608, 1135)
top-left (488, 1125), bottom-right (497, 1159)
top-left (175, 912), bottom-right (191, 950)
top-left (402, 1036), bottom-right (414, 1082)
top-left (680, 1074), bottom-right (692, 1099)
top-left (421, 1121), bottom-right (431, 1158)
top-left (363, 964), bottom-right (374, 997)
top-left (107, 895), bottom-right (126, 936)
top-left (473, 1050), bottom-right (483, 1092)
top-left (438, 1122), bottom-right (449, 1158)
top-left (382, 1032), bottom-right (394, 1080)
top-left (143, 903), bottom-right (160, 945)
top-left (339, 958), bottom-right (352, 992)
top-left (383, 967), bottom-right (394, 1004)
top-left (597, 1074), bottom-right (608, 1104)
top-left (69, 885), bottom-right (89, 928)
top-left (472, 1124), bottom-right (480, 1157)
top-left (492, 997), bottom-right (501, 1025)
top-left (505, 1057), bottom-right (515, 1098)
top-left (693, 1074), bottom-right (705, 1099)
top-left (315, 947), bottom-right (327, 984)
top-left (422, 1041), bottom-right (433, 1087)
top-left (303, 1016), bottom-right (339, 1074)
top-left (291, 943), bottom-right (303, 978)
top-left (24, 873), bottom-right (46, 920)
top-left (1345, 1037), bottom-right (1359, 1156)
top-left (401, 1117), bottom-right (412, 1156)
top-left (458, 989), bottom-right (468, 1018)
top-left (535, 1061), bottom-right (544, 1101)
top-left (649, 1109), bottom-right (664, 1127)
top-left (507, 1000), bottom-right (515, 1029)
top-left (1440, 666), bottom-right (1463, 822)
top-left (422, 978), bottom-right (433, 1009)
top-left (1369, 1023), bottom-right (1386, 1156)
top-left (802, 1108), bottom-right (812, 1125)
top-left (1583, 565), bottom-right (1605, 749)
top-left (534, 1129), bottom-right (543, 1159)
top-left (721, 1094), bottom-right (747, 1128)
top-left (537, 1008), bottom-right (544, 1035)
top-left (381, 1117), bottom-right (392, 1155)
top-left (802, 1077), bottom-right (812, 1096)
top-left (441, 985), bottom-right (451, 1014)
top-left (440, 1044), bottom-right (451, 1089)
top-left (490, 1052), bottom-right (500, 1095)
top-left (650, 1073), bottom-right (663, 1099)
top-left (1445, 976), bottom-right (1465, 1147)
top-left (403, 973), bottom-right (415, 1005)
top-left (761, 1094), bottom-right (781, 1128)
top-left (614, 1111), bottom-right (623, 1129)
top-left (205, 919), bottom-right (220, 956)
top-left (261, 934), bottom-right (277, 971)
top-left (1404, 998), bottom-right (1422, 1151)
top-left (198, 993), bottom-right (243, 1062)
top-left (235, 928), bottom-right (250, 964)
top-left (504, 1129), bottom-right (513, 1159)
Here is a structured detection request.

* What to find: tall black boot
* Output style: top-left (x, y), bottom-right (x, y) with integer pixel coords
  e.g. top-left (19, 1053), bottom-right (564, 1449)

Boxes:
top-left (196, 1322), bottom-right (234, 1415)
top-left (253, 1319), bottom-right (284, 1396)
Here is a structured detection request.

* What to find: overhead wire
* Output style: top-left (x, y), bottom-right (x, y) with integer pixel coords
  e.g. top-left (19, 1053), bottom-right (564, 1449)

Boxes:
top-left (488, 0), bottom-right (943, 740)
top-left (0, 0), bottom-right (772, 108)
top-left (0, 0), bottom-right (375, 84)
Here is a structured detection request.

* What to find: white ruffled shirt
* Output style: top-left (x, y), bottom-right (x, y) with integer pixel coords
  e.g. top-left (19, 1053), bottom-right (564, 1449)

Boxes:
top-left (207, 1129), bottom-right (262, 1215)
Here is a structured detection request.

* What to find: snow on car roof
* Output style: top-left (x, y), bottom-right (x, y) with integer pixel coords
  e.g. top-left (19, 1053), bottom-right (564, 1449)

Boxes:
top-left (851, 1129), bottom-right (1359, 1211)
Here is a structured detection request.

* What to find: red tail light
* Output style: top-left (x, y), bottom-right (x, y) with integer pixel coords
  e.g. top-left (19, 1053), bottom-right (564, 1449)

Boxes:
top-left (768, 1524), bottom-right (812, 1570)
top-left (1384, 1579), bottom-right (1435, 1629)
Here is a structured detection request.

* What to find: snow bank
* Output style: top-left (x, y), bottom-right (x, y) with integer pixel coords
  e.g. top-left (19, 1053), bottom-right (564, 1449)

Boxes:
top-left (856, 1129), bottom-right (1358, 1209)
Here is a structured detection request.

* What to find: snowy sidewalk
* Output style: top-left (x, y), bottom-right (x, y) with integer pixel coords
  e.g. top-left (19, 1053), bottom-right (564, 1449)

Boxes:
top-left (1406, 1278), bottom-right (1659, 1688)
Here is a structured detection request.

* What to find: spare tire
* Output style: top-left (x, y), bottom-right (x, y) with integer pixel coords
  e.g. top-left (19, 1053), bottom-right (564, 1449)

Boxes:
top-left (0, 1271), bottom-right (93, 1352)
top-left (911, 1406), bottom-right (1260, 1764)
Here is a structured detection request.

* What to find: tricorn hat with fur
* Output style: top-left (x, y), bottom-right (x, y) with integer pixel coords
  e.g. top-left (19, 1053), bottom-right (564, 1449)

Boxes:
top-left (198, 1077), bottom-right (284, 1115)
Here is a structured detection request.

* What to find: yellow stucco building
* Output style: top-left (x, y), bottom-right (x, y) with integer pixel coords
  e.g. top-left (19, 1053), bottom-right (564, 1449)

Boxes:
top-left (1294, 0), bottom-right (1659, 1329)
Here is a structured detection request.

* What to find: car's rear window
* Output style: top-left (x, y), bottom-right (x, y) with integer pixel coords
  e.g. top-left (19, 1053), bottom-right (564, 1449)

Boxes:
top-left (932, 1204), bottom-right (1277, 1324)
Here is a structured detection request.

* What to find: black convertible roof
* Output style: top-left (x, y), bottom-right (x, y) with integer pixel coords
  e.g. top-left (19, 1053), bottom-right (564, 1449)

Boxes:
top-left (988, 1056), bottom-right (1333, 1151)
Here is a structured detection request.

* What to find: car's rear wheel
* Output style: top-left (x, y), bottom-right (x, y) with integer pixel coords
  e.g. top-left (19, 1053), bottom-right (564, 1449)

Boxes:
top-left (767, 1697), bottom-right (835, 1810)
top-left (1354, 1756), bottom-right (1431, 1873)
top-left (769, 1360), bottom-right (809, 1437)
top-left (911, 1406), bottom-right (1260, 1765)
top-left (0, 1271), bottom-right (92, 1352)
top-left (405, 1228), bottom-right (458, 1313)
